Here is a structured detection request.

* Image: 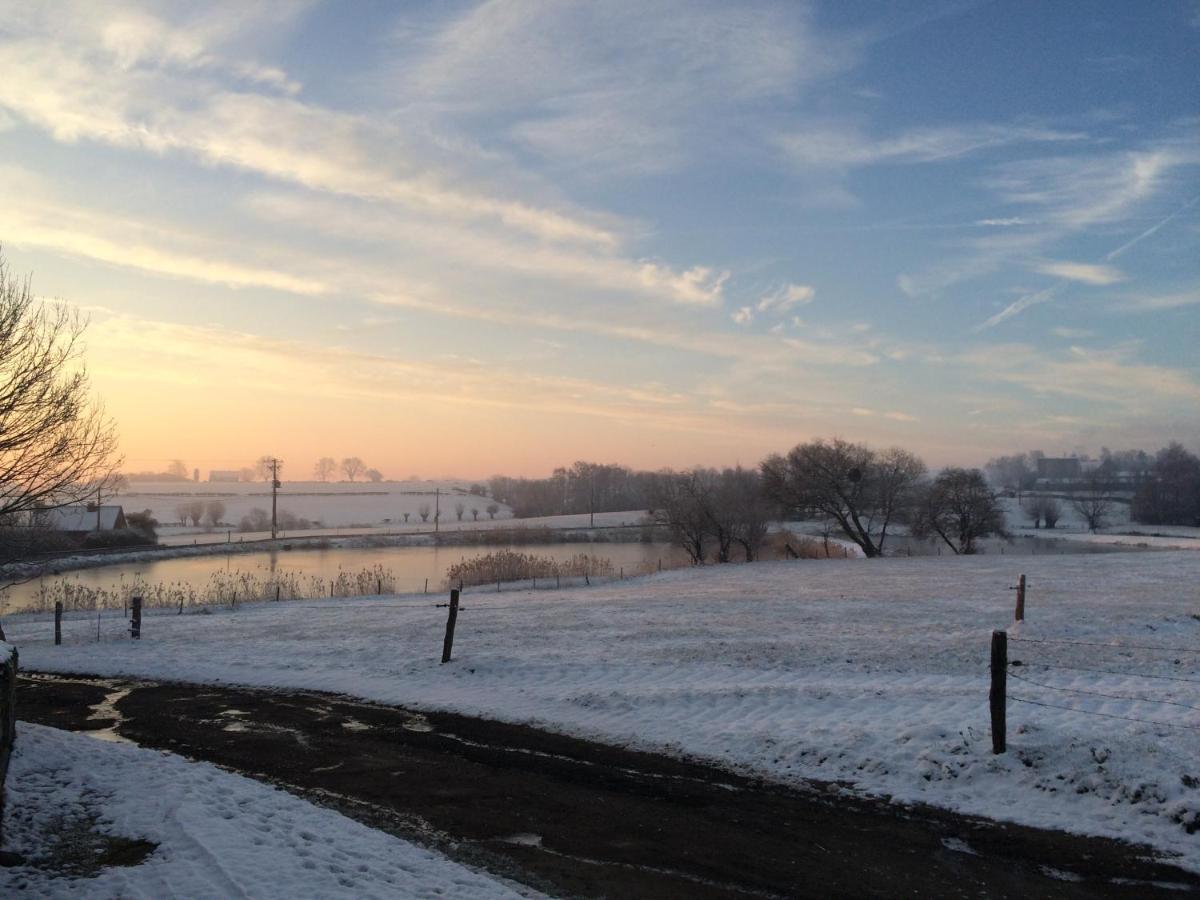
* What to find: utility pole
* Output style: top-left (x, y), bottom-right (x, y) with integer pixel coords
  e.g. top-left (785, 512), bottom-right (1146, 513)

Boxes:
top-left (589, 469), bottom-right (595, 528)
top-left (270, 458), bottom-right (281, 540)
top-left (435, 486), bottom-right (440, 533)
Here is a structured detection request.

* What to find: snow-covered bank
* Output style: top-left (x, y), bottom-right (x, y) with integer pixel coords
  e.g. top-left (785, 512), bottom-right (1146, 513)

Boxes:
top-left (0, 724), bottom-right (543, 898)
top-left (8, 552), bottom-right (1200, 870)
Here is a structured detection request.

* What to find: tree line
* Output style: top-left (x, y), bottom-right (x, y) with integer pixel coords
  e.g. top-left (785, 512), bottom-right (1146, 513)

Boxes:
top-left (986, 443), bottom-right (1200, 528)
top-left (484, 440), bottom-right (1011, 563)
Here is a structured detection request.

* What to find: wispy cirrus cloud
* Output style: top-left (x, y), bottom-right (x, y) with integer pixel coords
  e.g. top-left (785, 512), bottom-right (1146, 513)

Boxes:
top-left (0, 2), bottom-right (621, 248)
top-left (397, 0), bottom-right (856, 176)
top-left (1109, 286), bottom-right (1200, 312)
top-left (779, 120), bottom-right (1086, 170)
top-left (1033, 260), bottom-right (1125, 285)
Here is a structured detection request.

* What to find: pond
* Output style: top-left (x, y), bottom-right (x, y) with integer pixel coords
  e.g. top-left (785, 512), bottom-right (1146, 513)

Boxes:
top-left (1, 541), bottom-right (694, 615)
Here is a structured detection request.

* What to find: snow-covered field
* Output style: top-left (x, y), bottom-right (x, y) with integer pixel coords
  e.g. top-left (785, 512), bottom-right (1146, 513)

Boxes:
top-left (120, 479), bottom-right (513, 532)
top-left (8, 551), bottom-right (1200, 872)
top-left (1000, 495), bottom-right (1200, 548)
top-left (0, 723), bottom-right (543, 899)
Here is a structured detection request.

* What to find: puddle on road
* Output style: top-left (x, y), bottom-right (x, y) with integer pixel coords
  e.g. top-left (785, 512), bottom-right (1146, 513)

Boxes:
top-left (500, 833), bottom-right (543, 848)
top-left (341, 718), bottom-right (372, 732)
top-left (86, 686), bottom-right (132, 744)
top-left (401, 713), bottom-right (433, 733)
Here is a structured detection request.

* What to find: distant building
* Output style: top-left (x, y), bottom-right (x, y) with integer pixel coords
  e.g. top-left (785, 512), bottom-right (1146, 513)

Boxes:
top-left (1036, 457), bottom-right (1081, 482)
top-left (40, 504), bottom-right (127, 536)
top-left (209, 470), bottom-right (242, 482)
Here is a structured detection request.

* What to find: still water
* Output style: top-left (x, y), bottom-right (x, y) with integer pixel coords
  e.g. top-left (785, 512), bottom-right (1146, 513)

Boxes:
top-left (3, 541), bottom-right (693, 613)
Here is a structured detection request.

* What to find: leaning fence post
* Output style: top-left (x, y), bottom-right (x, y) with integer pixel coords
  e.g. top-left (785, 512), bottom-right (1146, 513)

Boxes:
top-left (441, 589), bottom-right (460, 664)
top-left (1014, 574), bottom-right (1026, 622)
top-left (990, 630), bottom-right (1007, 754)
top-left (130, 596), bottom-right (142, 640)
top-left (54, 601), bottom-right (62, 646)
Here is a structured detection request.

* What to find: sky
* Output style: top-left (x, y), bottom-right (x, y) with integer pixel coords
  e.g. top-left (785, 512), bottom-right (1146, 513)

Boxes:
top-left (0, 0), bottom-right (1196, 480)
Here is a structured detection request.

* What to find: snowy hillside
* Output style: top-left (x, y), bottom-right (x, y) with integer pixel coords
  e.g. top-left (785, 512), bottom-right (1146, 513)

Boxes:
top-left (9, 551), bottom-right (1200, 870)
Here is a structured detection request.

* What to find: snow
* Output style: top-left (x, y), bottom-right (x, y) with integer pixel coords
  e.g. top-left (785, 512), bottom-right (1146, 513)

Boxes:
top-left (122, 479), bottom-right (510, 533)
top-left (7, 551), bottom-right (1200, 870)
top-left (1000, 496), bottom-right (1200, 550)
top-left (0, 724), bottom-right (544, 899)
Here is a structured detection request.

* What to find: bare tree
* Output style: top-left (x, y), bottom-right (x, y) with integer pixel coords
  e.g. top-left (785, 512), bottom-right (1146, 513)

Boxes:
top-left (365, 468), bottom-right (383, 483)
top-left (341, 457), bottom-right (366, 482)
top-left (486, 502), bottom-right (499, 520)
top-left (455, 502), bottom-right (465, 521)
top-left (254, 456), bottom-right (281, 481)
top-left (418, 502), bottom-right (431, 522)
top-left (0, 252), bottom-right (120, 529)
top-left (649, 470), bottom-right (710, 564)
top-left (185, 500), bottom-right (206, 528)
top-left (724, 467), bottom-right (772, 561)
top-left (204, 500), bottom-right (226, 528)
top-left (166, 459), bottom-right (188, 480)
top-left (1024, 496), bottom-right (1061, 529)
top-left (402, 512), bottom-right (410, 523)
top-left (1071, 471), bottom-right (1113, 533)
top-left (313, 457), bottom-right (336, 482)
top-left (761, 439), bottom-right (925, 558)
top-left (911, 468), bottom-right (1007, 554)
top-left (174, 502), bottom-right (192, 527)
top-left (471, 507), bottom-right (479, 521)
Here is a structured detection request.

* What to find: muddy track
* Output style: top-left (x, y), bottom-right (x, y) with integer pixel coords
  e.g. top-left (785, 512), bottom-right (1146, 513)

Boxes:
top-left (16, 673), bottom-right (1200, 899)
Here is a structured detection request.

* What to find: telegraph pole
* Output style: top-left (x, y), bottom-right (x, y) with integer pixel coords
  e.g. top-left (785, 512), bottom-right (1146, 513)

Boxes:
top-left (270, 458), bottom-right (281, 539)
top-left (435, 486), bottom-right (440, 533)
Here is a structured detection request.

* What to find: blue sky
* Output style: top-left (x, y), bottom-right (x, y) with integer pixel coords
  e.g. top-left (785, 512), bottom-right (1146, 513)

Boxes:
top-left (0, 0), bottom-right (1196, 477)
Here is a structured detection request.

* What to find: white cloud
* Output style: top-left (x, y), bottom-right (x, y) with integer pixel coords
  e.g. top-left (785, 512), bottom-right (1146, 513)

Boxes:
top-left (779, 121), bottom-right (1086, 170)
top-left (1033, 260), bottom-right (1126, 285)
top-left (975, 217), bottom-right (1032, 227)
top-left (401, 0), bottom-right (854, 175)
top-left (0, 5), bottom-right (620, 248)
top-left (757, 282), bottom-right (815, 313)
top-left (1110, 288), bottom-right (1200, 312)
top-left (731, 306), bottom-right (754, 325)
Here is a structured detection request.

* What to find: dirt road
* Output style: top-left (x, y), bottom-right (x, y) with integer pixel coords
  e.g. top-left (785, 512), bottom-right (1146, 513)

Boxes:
top-left (16, 673), bottom-right (1200, 899)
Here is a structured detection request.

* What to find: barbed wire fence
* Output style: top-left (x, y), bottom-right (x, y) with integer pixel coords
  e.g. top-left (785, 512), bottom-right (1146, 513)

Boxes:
top-left (989, 574), bottom-right (1200, 752)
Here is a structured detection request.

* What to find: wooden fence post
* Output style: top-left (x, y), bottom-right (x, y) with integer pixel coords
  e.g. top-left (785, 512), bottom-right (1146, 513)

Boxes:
top-left (441, 589), bottom-right (460, 664)
top-left (424, 578), bottom-right (428, 594)
top-left (1014, 574), bottom-right (1026, 622)
top-left (54, 601), bottom-right (62, 646)
top-left (130, 596), bottom-right (142, 640)
top-left (990, 630), bottom-right (1007, 754)
top-left (275, 585), bottom-right (281, 602)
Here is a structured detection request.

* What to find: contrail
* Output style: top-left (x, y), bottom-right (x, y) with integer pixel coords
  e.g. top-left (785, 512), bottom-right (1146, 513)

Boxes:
top-left (1105, 194), bottom-right (1200, 261)
top-left (977, 193), bottom-right (1199, 329)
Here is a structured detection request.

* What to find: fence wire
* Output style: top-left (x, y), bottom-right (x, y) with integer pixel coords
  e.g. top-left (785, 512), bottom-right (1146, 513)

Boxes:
top-left (1010, 696), bottom-right (1200, 731)
top-left (1008, 636), bottom-right (1200, 655)
top-left (1007, 668), bottom-right (1200, 714)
